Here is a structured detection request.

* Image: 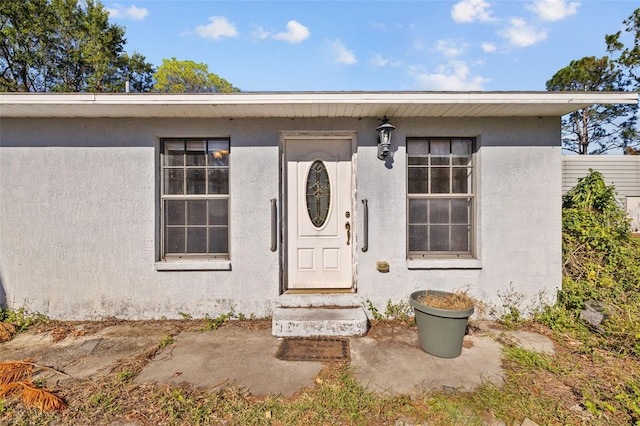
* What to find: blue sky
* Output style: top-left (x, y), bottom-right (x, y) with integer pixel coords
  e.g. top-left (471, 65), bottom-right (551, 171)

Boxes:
top-left (105, 0), bottom-right (638, 92)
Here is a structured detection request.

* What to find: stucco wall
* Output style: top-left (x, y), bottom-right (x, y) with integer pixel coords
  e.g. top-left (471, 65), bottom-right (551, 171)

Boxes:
top-left (0, 116), bottom-right (561, 319)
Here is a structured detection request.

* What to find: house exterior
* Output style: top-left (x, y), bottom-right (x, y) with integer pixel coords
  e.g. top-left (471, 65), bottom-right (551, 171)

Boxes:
top-left (562, 155), bottom-right (640, 233)
top-left (1, 92), bottom-right (636, 328)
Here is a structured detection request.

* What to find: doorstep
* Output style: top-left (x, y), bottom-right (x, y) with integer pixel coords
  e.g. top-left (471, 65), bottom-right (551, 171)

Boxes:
top-left (272, 306), bottom-right (369, 337)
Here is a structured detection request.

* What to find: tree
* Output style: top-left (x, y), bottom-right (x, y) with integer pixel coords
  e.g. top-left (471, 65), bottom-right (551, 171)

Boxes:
top-left (606, 8), bottom-right (640, 89)
top-left (0, 0), bottom-right (154, 92)
top-left (546, 56), bottom-right (637, 155)
top-left (153, 58), bottom-right (239, 93)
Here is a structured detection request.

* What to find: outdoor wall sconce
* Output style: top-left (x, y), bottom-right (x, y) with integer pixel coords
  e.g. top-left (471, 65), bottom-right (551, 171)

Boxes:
top-left (376, 116), bottom-right (395, 160)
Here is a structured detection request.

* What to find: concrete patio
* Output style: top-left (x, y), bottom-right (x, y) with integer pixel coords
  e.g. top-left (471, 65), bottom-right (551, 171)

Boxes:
top-left (0, 320), bottom-right (554, 398)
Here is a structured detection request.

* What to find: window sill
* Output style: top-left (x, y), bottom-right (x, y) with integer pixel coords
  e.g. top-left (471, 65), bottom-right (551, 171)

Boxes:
top-left (155, 260), bottom-right (231, 271)
top-left (407, 258), bottom-right (482, 270)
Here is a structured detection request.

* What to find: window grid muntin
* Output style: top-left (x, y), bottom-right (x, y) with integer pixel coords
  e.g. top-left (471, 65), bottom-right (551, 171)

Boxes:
top-left (161, 138), bottom-right (230, 259)
top-left (407, 138), bottom-right (474, 258)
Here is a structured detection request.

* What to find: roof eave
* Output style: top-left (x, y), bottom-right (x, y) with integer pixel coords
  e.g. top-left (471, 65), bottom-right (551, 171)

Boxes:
top-left (0, 91), bottom-right (636, 118)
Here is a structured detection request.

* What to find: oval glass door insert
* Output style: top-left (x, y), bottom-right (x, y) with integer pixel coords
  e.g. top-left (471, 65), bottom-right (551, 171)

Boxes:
top-left (306, 160), bottom-right (331, 228)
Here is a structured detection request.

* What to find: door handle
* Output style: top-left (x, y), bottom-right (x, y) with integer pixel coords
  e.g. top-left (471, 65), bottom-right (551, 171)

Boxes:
top-left (270, 198), bottom-right (277, 252)
top-left (361, 199), bottom-right (368, 252)
top-left (345, 222), bottom-right (351, 245)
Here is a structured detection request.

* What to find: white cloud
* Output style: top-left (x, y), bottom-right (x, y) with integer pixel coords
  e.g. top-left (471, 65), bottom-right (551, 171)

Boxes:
top-left (369, 53), bottom-right (403, 68)
top-left (409, 61), bottom-right (489, 90)
top-left (106, 4), bottom-right (148, 20)
top-left (436, 39), bottom-right (465, 58)
top-left (451, 0), bottom-right (494, 23)
top-left (330, 40), bottom-right (357, 65)
top-left (273, 21), bottom-right (310, 44)
top-left (528, 0), bottom-right (580, 22)
top-left (481, 42), bottom-right (497, 52)
top-left (251, 25), bottom-right (270, 40)
top-left (370, 53), bottom-right (389, 68)
top-left (195, 16), bottom-right (238, 40)
top-left (499, 17), bottom-right (548, 47)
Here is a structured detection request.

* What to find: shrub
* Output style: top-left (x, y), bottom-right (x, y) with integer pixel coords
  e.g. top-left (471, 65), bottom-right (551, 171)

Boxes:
top-left (537, 170), bottom-right (640, 355)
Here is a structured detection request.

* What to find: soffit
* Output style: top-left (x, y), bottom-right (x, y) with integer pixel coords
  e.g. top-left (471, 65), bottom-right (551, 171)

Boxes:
top-left (0, 92), bottom-right (637, 118)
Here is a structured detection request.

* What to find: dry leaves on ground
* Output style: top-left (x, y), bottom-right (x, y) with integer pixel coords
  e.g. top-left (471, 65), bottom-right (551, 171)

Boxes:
top-left (0, 360), bottom-right (67, 411)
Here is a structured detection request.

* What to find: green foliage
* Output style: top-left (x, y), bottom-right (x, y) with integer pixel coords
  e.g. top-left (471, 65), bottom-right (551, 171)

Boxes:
top-left (537, 170), bottom-right (640, 356)
top-left (153, 57), bottom-right (240, 93)
top-left (546, 56), bottom-right (637, 154)
top-left (490, 283), bottom-right (526, 329)
top-left (0, 307), bottom-right (48, 332)
top-left (503, 346), bottom-right (566, 375)
top-left (365, 300), bottom-right (383, 321)
top-left (366, 299), bottom-right (414, 324)
top-left (159, 335), bottom-right (174, 348)
top-left (547, 6), bottom-right (640, 155)
top-left (615, 380), bottom-right (640, 425)
top-left (0, 0), bottom-right (154, 92)
top-left (201, 308), bottom-right (251, 331)
top-left (607, 8), bottom-right (640, 90)
top-left (116, 371), bottom-right (134, 382)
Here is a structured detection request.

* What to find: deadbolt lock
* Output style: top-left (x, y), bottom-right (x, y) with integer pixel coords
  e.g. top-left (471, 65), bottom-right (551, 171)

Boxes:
top-left (345, 211), bottom-right (350, 218)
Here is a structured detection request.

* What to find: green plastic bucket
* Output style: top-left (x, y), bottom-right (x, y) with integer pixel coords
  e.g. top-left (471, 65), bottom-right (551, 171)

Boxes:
top-left (410, 290), bottom-right (474, 359)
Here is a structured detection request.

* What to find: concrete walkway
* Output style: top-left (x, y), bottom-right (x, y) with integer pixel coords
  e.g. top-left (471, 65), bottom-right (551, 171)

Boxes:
top-left (1, 320), bottom-right (553, 398)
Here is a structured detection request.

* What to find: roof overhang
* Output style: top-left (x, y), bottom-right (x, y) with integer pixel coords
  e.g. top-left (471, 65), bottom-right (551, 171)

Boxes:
top-left (0, 91), bottom-right (637, 119)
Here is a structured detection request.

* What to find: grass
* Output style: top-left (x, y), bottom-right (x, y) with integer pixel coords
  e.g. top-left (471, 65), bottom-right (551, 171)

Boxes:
top-left (1, 320), bottom-right (639, 425)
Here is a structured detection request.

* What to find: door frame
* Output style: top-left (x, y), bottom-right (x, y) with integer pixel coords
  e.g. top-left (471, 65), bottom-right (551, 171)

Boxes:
top-left (279, 130), bottom-right (358, 294)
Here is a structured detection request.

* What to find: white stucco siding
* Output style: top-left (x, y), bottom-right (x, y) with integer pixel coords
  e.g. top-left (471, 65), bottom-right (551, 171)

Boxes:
top-left (1, 117), bottom-right (282, 319)
top-left (1, 115), bottom-right (562, 319)
top-left (478, 146), bottom-right (562, 303)
top-left (356, 117), bottom-right (561, 313)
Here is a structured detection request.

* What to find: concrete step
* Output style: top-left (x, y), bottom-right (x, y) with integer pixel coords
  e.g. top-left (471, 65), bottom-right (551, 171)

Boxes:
top-left (272, 307), bottom-right (369, 337)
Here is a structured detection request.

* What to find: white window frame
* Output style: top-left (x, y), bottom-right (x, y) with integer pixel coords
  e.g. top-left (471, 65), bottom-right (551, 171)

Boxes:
top-left (406, 137), bottom-right (476, 261)
top-left (156, 138), bottom-right (231, 271)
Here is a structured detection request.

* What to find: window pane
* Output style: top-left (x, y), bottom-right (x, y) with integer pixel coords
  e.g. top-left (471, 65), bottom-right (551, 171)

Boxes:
top-left (161, 138), bottom-right (231, 259)
top-left (209, 227), bottom-right (229, 254)
top-left (186, 141), bottom-right (206, 166)
top-left (208, 199), bottom-right (228, 225)
top-left (452, 168), bottom-right (470, 194)
top-left (165, 228), bottom-right (185, 253)
top-left (164, 141), bottom-right (184, 166)
top-left (208, 169), bottom-right (229, 194)
top-left (408, 225), bottom-right (428, 252)
top-left (430, 140), bottom-right (449, 155)
top-left (451, 198), bottom-right (471, 224)
top-left (429, 199), bottom-right (449, 224)
top-left (430, 225), bottom-right (449, 251)
top-left (164, 169), bottom-right (184, 195)
top-left (186, 169), bottom-right (206, 194)
top-left (187, 228), bottom-right (207, 253)
top-left (430, 140), bottom-right (449, 166)
top-left (165, 200), bottom-right (185, 225)
top-left (408, 168), bottom-right (429, 194)
top-left (431, 168), bottom-right (450, 193)
top-left (407, 140), bottom-right (429, 155)
top-left (208, 140), bottom-right (230, 167)
top-left (408, 199), bottom-right (428, 223)
top-left (187, 200), bottom-right (207, 225)
top-left (451, 225), bottom-right (470, 252)
top-left (452, 140), bottom-right (471, 165)
top-left (408, 156), bottom-right (428, 166)
top-left (406, 138), bottom-right (474, 256)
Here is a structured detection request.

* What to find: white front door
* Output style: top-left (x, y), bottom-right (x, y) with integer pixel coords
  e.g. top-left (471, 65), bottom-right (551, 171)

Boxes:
top-left (285, 136), bottom-right (353, 290)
